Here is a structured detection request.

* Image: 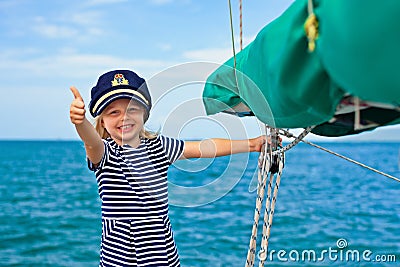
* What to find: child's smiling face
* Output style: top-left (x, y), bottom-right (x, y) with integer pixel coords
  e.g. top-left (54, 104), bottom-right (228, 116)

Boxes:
top-left (101, 98), bottom-right (146, 147)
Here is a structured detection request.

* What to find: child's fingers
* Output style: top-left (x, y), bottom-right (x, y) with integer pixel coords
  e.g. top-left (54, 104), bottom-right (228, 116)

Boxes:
top-left (70, 118), bottom-right (85, 125)
top-left (70, 106), bottom-right (86, 124)
top-left (69, 86), bottom-right (86, 125)
top-left (70, 104), bottom-right (86, 115)
top-left (71, 98), bottom-right (85, 109)
top-left (70, 113), bottom-right (84, 123)
top-left (70, 86), bottom-right (85, 109)
top-left (70, 86), bottom-right (83, 101)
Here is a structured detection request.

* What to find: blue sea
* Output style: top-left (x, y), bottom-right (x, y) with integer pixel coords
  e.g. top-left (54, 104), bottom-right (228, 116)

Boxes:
top-left (0, 141), bottom-right (399, 266)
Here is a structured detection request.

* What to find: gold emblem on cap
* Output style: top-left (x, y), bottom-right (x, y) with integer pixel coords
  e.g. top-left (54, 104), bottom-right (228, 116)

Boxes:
top-left (111, 73), bottom-right (129, 87)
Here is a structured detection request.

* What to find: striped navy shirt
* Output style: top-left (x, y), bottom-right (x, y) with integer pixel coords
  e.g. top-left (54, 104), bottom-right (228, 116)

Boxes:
top-left (89, 135), bottom-right (185, 267)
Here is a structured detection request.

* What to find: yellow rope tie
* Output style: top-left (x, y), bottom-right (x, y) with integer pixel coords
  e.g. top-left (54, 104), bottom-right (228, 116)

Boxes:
top-left (304, 13), bottom-right (319, 52)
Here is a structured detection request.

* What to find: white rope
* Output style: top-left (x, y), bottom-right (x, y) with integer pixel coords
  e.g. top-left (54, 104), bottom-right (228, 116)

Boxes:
top-left (301, 139), bottom-right (400, 183)
top-left (279, 128), bottom-right (400, 183)
top-left (228, 0), bottom-right (237, 69)
top-left (245, 127), bottom-right (285, 267)
top-left (258, 158), bottom-right (284, 267)
top-left (307, 0), bottom-right (314, 15)
top-left (227, 0), bottom-right (241, 102)
top-left (245, 123), bottom-right (399, 267)
top-left (244, 122), bottom-right (398, 266)
top-left (354, 96), bottom-right (361, 130)
top-left (245, 153), bottom-right (270, 267)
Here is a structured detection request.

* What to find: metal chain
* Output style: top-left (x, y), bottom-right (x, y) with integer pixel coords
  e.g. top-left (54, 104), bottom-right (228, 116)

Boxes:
top-left (269, 126), bottom-right (315, 156)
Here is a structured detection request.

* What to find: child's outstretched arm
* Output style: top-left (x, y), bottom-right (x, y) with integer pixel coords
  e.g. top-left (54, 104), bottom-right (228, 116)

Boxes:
top-left (181, 136), bottom-right (266, 159)
top-left (70, 86), bottom-right (104, 165)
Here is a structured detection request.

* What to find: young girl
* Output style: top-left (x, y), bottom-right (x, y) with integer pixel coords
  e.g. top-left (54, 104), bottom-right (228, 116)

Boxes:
top-left (69, 69), bottom-right (265, 267)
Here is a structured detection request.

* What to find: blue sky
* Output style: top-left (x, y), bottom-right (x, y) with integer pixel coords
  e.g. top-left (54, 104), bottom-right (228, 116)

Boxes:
top-left (0, 0), bottom-right (398, 141)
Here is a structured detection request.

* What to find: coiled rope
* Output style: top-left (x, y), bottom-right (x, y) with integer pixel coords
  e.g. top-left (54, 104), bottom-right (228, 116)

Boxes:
top-left (245, 127), bottom-right (285, 267)
top-left (245, 125), bottom-right (399, 267)
top-left (226, 1), bottom-right (399, 264)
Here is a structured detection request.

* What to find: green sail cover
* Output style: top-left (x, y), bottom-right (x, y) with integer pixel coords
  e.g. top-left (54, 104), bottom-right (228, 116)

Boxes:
top-left (203, 0), bottom-right (400, 136)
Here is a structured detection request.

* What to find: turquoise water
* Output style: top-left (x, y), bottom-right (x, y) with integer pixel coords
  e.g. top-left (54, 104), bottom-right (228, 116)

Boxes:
top-left (0, 141), bottom-right (399, 266)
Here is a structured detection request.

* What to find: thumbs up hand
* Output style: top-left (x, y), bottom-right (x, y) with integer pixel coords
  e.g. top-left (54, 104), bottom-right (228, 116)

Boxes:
top-left (70, 86), bottom-right (86, 125)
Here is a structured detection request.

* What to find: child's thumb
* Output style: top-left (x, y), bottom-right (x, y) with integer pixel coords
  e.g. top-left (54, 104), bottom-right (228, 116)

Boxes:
top-left (70, 86), bottom-right (83, 101)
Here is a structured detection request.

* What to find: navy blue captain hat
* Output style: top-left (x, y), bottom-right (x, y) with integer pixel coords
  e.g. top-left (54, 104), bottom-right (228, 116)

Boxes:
top-left (88, 70), bottom-right (152, 117)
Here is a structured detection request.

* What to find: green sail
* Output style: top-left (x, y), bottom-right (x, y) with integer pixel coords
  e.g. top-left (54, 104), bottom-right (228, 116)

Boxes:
top-left (203, 0), bottom-right (400, 137)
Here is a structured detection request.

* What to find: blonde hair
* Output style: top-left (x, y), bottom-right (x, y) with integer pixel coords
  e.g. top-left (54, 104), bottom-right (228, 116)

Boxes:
top-left (94, 109), bottom-right (157, 140)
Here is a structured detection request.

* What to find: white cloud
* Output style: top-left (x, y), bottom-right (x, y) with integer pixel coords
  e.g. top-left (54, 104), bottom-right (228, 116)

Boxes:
top-left (183, 48), bottom-right (232, 63)
top-left (149, 0), bottom-right (191, 6)
top-left (32, 16), bottom-right (78, 39)
top-left (30, 10), bottom-right (104, 40)
top-left (68, 11), bottom-right (104, 27)
top-left (150, 0), bottom-right (174, 5)
top-left (84, 0), bottom-right (128, 6)
top-left (0, 0), bottom-right (19, 9)
top-left (182, 33), bottom-right (257, 63)
top-left (157, 43), bottom-right (173, 52)
top-left (0, 49), bottom-right (177, 86)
